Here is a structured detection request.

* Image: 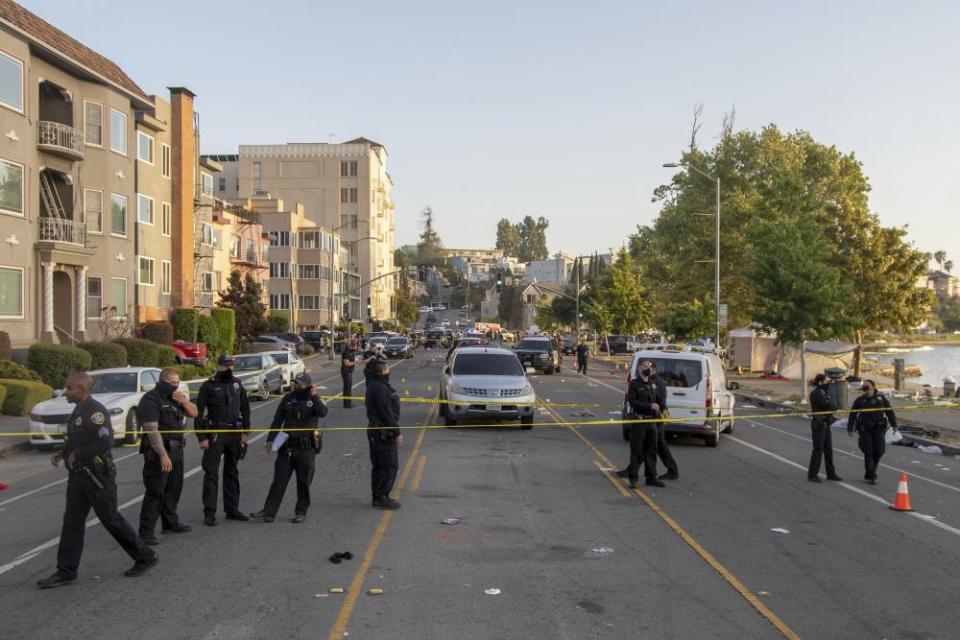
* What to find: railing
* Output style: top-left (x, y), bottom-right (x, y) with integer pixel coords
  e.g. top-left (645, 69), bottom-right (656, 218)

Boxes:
top-left (38, 217), bottom-right (86, 246)
top-left (37, 121), bottom-right (84, 157)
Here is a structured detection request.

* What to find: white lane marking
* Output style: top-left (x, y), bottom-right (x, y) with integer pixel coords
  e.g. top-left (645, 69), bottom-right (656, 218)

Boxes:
top-left (727, 435), bottom-right (960, 538)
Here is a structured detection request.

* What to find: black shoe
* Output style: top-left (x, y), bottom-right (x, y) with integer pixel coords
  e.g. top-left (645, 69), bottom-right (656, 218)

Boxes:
top-left (250, 510), bottom-right (274, 523)
top-left (37, 571), bottom-right (77, 589)
top-left (615, 469), bottom-right (629, 479)
top-left (124, 554), bottom-right (159, 577)
top-left (292, 514), bottom-right (306, 524)
top-left (827, 475), bottom-right (843, 482)
top-left (162, 524), bottom-right (192, 534)
top-left (868, 478), bottom-right (877, 485)
top-left (628, 479), bottom-right (638, 489)
top-left (658, 472), bottom-right (679, 481)
top-left (808, 476), bottom-right (822, 483)
top-left (225, 511), bottom-right (250, 522)
top-left (645, 478), bottom-right (666, 488)
top-left (141, 536), bottom-right (160, 546)
top-left (203, 516), bottom-right (218, 527)
top-left (374, 498), bottom-right (401, 510)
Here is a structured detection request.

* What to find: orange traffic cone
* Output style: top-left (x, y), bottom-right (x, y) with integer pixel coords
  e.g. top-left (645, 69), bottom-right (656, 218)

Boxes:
top-left (889, 473), bottom-right (913, 512)
top-left (0, 482), bottom-right (8, 490)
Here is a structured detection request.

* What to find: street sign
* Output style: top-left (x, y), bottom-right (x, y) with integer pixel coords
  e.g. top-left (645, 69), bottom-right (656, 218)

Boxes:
top-left (718, 304), bottom-right (728, 327)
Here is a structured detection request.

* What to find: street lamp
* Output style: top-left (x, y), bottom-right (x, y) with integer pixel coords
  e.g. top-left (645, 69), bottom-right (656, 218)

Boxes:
top-left (325, 219), bottom-right (370, 360)
top-left (663, 161), bottom-right (721, 348)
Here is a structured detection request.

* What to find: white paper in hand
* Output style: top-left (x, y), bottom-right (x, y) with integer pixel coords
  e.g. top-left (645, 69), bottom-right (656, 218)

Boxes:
top-left (272, 431), bottom-right (289, 450)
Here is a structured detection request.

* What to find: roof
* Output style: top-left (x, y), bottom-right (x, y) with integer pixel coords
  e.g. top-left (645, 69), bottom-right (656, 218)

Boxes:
top-left (206, 154), bottom-right (239, 162)
top-left (343, 136), bottom-right (385, 149)
top-left (0, 0), bottom-right (149, 102)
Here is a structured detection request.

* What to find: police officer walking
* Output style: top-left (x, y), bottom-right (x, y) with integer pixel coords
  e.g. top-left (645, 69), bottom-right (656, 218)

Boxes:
top-left (807, 373), bottom-right (842, 483)
top-left (38, 373), bottom-right (158, 588)
top-left (137, 368), bottom-right (198, 544)
top-left (848, 379), bottom-right (898, 485)
top-left (251, 373), bottom-right (327, 523)
top-left (365, 360), bottom-right (404, 509)
top-left (196, 355), bottom-right (252, 526)
top-left (617, 361), bottom-right (665, 488)
top-left (575, 340), bottom-right (589, 376)
top-left (341, 340), bottom-right (358, 408)
top-left (651, 362), bottom-right (679, 481)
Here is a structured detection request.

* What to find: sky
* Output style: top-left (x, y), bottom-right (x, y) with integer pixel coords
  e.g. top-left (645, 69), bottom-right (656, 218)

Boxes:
top-left (21, 0), bottom-right (960, 263)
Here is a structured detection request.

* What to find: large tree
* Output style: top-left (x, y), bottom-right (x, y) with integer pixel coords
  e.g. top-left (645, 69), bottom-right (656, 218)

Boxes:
top-left (495, 218), bottom-right (519, 257)
top-left (217, 270), bottom-right (268, 346)
top-left (601, 249), bottom-right (648, 335)
top-left (516, 215), bottom-right (550, 262)
top-left (417, 206), bottom-right (444, 263)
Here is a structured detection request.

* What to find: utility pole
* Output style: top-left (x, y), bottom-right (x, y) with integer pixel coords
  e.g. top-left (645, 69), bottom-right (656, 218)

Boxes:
top-left (328, 233), bottom-right (335, 360)
top-left (575, 257), bottom-right (580, 339)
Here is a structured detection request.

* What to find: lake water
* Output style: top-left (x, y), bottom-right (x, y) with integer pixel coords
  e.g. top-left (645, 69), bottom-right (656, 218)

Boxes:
top-left (873, 345), bottom-right (960, 387)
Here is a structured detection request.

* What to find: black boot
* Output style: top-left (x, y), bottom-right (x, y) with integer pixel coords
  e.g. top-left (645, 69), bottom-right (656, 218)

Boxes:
top-left (37, 571), bottom-right (77, 589)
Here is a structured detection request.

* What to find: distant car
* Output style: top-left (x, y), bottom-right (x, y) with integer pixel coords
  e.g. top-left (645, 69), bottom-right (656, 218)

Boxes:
top-left (232, 353), bottom-right (284, 400)
top-left (436, 303), bottom-right (447, 310)
top-left (560, 334), bottom-right (577, 355)
top-left (600, 335), bottom-right (637, 355)
top-left (29, 367), bottom-right (187, 448)
top-left (440, 346), bottom-right (535, 428)
top-left (514, 336), bottom-right (563, 374)
top-left (264, 350), bottom-right (306, 390)
top-left (384, 337), bottom-right (414, 359)
top-left (251, 335), bottom-right (296, 351)
top-left (419, 306), bottom-right (433, 313)
top-left (300, 330), bottom-right (329, 350)
top-left (265, 332), bottom-right (305, 346)
top-left (171, 340), bottom-right (208, 366)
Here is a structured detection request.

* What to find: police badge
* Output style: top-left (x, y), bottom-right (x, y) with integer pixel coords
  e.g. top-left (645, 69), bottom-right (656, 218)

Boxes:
top-left (91, 411), bottom-right (106, 425)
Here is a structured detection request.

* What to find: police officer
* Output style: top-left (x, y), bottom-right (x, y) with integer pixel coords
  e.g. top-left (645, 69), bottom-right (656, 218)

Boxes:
top-left (364, 348), bottom-right (387, 383)
top-left (651, 362), bottom-right (679, 481)
top-left (251, 373), bottom-right (328, 523)
top-left (807, 373), bottom-right (842, 483)
top-left (365, 360), bottom-right (404, 509)
top-left (137, 368), bottom-right (198, 544)
top-left (196, 355), bottom-right (252, 526)
top-left (341, 340), bottom-right (358, 408)
top-left (616, 361), bottom-right (664, 488)
top-left (848, 379), bottom-right (898, 485)
top-left (38, 373), bottom-right (157, 588)
top-left (575, 340), bottom-right (589, 376)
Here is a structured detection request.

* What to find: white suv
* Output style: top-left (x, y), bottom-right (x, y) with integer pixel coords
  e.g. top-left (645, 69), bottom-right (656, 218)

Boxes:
top-left (440, 346), bottom-right (536, 429)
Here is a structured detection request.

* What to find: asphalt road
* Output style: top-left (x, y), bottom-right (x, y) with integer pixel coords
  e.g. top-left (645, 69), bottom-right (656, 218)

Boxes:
top-left (1, 351), bottom-right (959, 639)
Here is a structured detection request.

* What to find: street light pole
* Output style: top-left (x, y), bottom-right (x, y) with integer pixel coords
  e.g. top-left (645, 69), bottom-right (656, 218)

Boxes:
top-left (574, 257), bottom-right (580, 338)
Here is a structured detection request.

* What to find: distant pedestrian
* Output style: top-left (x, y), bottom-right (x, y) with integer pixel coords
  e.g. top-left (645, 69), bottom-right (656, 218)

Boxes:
top-left (807, 373), bottom-right (842, 483)
top-left (650, 363), bottom-right (679, 481)
top-left (848, 380), bottom-right (898, 485)
top-left (365, 361), bottom-right (404, 509)
top-left (575, 341), bottom-right (589, 376)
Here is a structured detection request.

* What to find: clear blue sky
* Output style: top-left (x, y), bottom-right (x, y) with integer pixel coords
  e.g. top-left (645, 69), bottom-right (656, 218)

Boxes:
top-left (23, 0), bottom-right (960, 263)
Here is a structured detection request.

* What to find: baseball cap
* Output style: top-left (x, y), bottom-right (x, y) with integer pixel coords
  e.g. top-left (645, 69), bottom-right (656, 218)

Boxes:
top-left (293, 372), bottom-right (312, 386)
top-left (218, 354), bottom-right (235, 366)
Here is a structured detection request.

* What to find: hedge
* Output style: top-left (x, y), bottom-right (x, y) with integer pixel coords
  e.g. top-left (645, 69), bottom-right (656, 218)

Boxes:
top-left (211, 308), bottom-right (235, 353)
top-left (267, 312), bottom-right (289, 333)
top-left (297, 344), bottom-right (315, 356)
top-left (27, 344), bottom-right (92, 389)
top-left (171, 309), bottom-right (200, 342)
top-left (170, 362), bottom-right (216, 381)
top-left (112, 337), bottom-right (160, 367)
top-left (197, 315), bottom-right (221, 356)
top-left (142, 322), bottom-right (175, 345)
top-left (0, 360), bottom-right (42, 382)
top-left (0, 379), bottom-right (54, 416)
top-left (78, 341), bottom-right (128, 370)
top-left (0, 384), bottom-right (6, 410)
top-left (157, 345), bottom-right (178, 367)
top-left (0, 330), bottom-right (10, 360)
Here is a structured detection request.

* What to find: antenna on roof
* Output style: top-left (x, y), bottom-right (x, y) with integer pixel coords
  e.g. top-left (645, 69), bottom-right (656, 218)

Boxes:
top-left (324, 133), bottom-right (336, 143)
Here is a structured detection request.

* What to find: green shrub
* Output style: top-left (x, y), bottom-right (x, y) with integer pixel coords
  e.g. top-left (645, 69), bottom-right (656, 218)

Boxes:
top-left (0, 379), bottom-right (54, 416)
top-left (211, 308), bottom-right (236, 353)
top-left (112, 337), bottom-right (160, 367)
top-left (297, 343), bottom-right (315, 356)
top-left (27, 344), bottom-right (92, 389)
top-left (156, 345), bottom-right (178, 367)
top-left (170, 363), bottom-right (216, 380)
top-left (78, 341), bottom-right (128, 370)
top-left (171, 309), bottom-right (200, 342)
top-left (0, 384), bottom-right (7, 409)
top-left (197, 315), bottom-right (221, 355)
top-left (142, 322), bottom-right (175, 345)
top-left (0, 330), bottom-right (10, 360)
top-left (0, 360), bottom-right (42, 382)
top-left (267, 312), bottom-right (289, 333)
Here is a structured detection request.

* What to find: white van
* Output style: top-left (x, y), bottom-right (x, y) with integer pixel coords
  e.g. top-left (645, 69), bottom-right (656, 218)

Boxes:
top-left (623, 346), bottom-right (736, 447)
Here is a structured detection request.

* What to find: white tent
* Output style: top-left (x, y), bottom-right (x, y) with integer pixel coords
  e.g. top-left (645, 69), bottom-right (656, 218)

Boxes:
top-left (728, 327), bottom-right (779, 372)
top-left (778, 341), bottom-right (857, 380)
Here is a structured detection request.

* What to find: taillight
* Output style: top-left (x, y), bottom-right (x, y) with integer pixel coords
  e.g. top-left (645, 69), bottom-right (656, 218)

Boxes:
top-left (705, 377), bottom-right (713, 409)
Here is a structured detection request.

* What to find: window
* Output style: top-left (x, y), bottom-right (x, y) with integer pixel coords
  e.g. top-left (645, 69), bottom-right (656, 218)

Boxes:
top-left (298, 295), bottom-right (320, 310)
top-left (110, 278), bottom-right (127, 315)
top-left (136, 131), bottom-right (154, 163)
top-left (83, 189), bottom-right (103, 233)
top-left (110, 194), bottom-right (127, 236)
top-left (138, 256), bottom-right (155, 285)
top-left (84, 102), bottom-right (102, 146)
top-left (298, 264), bottom-right (320, 279)
top-left (201, 272), bottom-right (213, 292)
top-left (161, 144), bottom-right (171, 178)
top-left (0, 158), bottom-right (24, 216)
top-left (230, 234), bottom-right (240, 259)
top-left (340, 160), bottom-right (357, 177)
top-left (137, 194), bottom-right (154, 224)
top-left (0, 50), bottom-right (23, 113)
top-left (109, 109), bottom-right (127, 154)
top-left (299, 231), bottom-right (320, 249)
top-left (86, 276), bottom-right (102, 318)
top-left (253, 161), bottom-right (262, 189)
top-left (218, 177), bottom-right (226, 192)
top-left (161, 261), bottom-right (171, 295)
top-left (268, 230), bottom-right (290, 247)
top-left (201, 172), bottom-right (213, 196)
top-left (269, 262), bottom-right (289, 278)
top-left (349, 188), bottom-right (358, 203)
top-left (213, 229), bottom-right (222, 249)
top-left (269, 293), bottom-right (290, 310)
top-left (0, 266), bottom-right (23, 318)
top-left (340, 188), bottom-right (357, 203)
top-left (202, 222), bottom-right (214, 245)
top-left (214, 270), bottom-right (223, 290)
top-left (161, 202), bottom-right (171, 236)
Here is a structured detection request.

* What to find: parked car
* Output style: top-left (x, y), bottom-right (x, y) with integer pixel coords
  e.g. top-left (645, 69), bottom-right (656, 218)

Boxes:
top-left (232, 353), bottom-right (284, 400)
top-left (171, 340), bottom-right (208, 366)
top-left (560, 334), bottom-right (578, 355)
top-left (440, 346), bottom-right (535, 428)
top-left (265, 332), bottom-right (305, 346)
top-left (514, 336), bottom-right (563, 374)
top-left (251, 335), bottom-right (296, 351)
top-left (264, 350), bottom-right (306, 390)
top-left (384, 337), bottom-right (414, 359)
top-left (419, 306), bottom-right (433, 314)
top-left (300, 330), bottom-right (329, 350)
top-left (29, 367), bottom-right (186, 448)
top-left (621, 347), bottom-right (736, 447)
top-left (600, 334), bottom-right (637, 355)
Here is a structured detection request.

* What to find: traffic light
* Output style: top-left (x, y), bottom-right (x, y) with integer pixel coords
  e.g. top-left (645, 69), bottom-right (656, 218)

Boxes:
top-left (495, 274), bottom-right (503, 292)
top-left (366, 296), bottom-right (372, 315)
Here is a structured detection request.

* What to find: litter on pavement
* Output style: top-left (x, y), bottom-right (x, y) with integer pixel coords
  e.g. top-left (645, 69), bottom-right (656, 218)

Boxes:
top-left (367, 589), bottom-right (384, 596)
top-left (484, 588), bottom-right (501, 595)
top-left (441, 517), bottom-right (463, 526)
top-left (918, 445), bottom-right (943, 455)
top-left (740, 404), bottom-right (757, 409)
top-left (770, 528), bottom-right (790, 534)
top-left (586, 546), bottom-right (614, 557)
top-left (329, 587), bottom-right (344, 594)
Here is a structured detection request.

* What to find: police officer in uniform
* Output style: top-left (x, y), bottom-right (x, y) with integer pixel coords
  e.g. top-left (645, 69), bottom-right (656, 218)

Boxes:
top-left (575, 340), bottom-right (589, 376)
top-left (651, 362), bottom-right (679, 481)
top-left (137, 368), bottom-right (198, 544)
top-left (617, 361), bottom-right (665, 488)
top-left (251, 373), bottom-right (328, 523)
top-left (848, 379), bottom-right (898, 484)
top-left (38, 373), bottom-right (158, 588)
top-left (364, 348), bottom-right (387, 383)
top-left (365, 360), bottom-right (404, 509)
top-left (196, 355), bottom-right (252, 526)
top-left (341, 341), bottom-right (358, 408)
top-left (807, 373), bottom-right (842, 482)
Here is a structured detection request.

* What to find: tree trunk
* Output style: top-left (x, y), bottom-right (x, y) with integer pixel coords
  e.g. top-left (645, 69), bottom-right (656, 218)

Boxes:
top-left (799, 340), bottom-right (808, 401)
top-left (853, 330), bottom-right (864, 378)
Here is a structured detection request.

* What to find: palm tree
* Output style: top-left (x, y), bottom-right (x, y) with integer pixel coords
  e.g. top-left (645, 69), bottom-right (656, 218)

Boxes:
top-left (946, 260), bottom-right (954, 274)
top-left (934, 250), bottom-right (947, 269)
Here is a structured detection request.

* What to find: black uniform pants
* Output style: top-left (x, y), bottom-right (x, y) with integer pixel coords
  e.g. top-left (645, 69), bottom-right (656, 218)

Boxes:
top-left (342, 368), bottom-right (354, 407)
top-left (202, 435), bottom-right (243, 517)
top-left (656, 423), bottom-right (679, 476)
top-left (139, 441), bottom-right (185, 536)
top-left (577, 357), bottom-right (588, 375)
top-left (57, 472), bottom-right (153, 576)
top-left (807, 420), bottom-right (837, 478)
top-left (368, 435), bottom-right (399, 500)
top-left (262, 446), bottom-right (317, 516)
top-left (626, 422), bottom-right (658, 480)
top-left (858, 425), bottom-right (886, 480)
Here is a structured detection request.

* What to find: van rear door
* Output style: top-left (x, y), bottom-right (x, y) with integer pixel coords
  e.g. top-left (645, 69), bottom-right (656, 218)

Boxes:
top-left (649, 357), bottom-right (706, 425)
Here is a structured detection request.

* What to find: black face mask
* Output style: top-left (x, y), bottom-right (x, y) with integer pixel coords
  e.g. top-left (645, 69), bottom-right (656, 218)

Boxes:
top-left (217, 369), bottom-right (233, 381)
top-left (156, 380), bottom-right (177, 399)
top-left (640, 368), bottom-right (652, 378)
top-left (294, 387), bottom-right (310, 398)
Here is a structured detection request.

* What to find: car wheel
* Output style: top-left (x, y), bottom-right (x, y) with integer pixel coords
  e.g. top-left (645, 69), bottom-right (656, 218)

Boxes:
top-left (123, 409), bottom-right (140, 446)
top-left (520, 414), bottom-right (533, 429)
top-left (723, 416), bottom-right (735, 434)
top-left (258, 381), bottom-right (271, 401)
top-left (444, 413), bottom-right (458, 426)
top-left (704, 430), bottom-right (720, 447)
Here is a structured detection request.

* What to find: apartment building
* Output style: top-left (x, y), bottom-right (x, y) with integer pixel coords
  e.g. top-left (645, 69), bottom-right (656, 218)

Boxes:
top-left (208, 196), bottom-right (268, 307)
top-left (213, 139), bottom-right (395, 326)
top-left (523, 254), bottom-right (576, 285)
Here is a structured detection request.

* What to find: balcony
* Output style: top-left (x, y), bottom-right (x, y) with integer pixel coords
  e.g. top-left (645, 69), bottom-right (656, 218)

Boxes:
top-left (37, 217), bottom-right (86, 246)
top-left (194, 239), bottom-right (215, 258)
top-left (37, 121), bottom-right (84, 161)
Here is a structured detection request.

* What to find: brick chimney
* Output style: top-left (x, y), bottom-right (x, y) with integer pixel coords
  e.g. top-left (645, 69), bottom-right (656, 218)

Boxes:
top-left (169, 87), bottom-right (195, 308)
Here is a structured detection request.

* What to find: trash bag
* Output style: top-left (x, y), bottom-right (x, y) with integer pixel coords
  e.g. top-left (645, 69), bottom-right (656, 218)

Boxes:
top-left (885, 429), bottom-right (904, 444)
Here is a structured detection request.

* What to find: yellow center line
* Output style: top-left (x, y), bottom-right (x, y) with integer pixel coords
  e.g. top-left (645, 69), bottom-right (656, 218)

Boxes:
top-left (592, 459), bottom-right (631, 497)
top-left (545, 402), bottom-right (801, 640)
top-left (409, 456), bottom-right (427, 493)
top-left (327, 404), bottom-right (435, 640)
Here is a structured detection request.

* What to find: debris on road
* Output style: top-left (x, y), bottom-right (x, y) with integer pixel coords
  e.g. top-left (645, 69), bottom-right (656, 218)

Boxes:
top-left (586, 546), bottom-right (614, 557)
top-left (329, 587), bottom-right (344, 594)
top-left (484, 588), bottom-right (501, 595)
top-left (918, 445), bottom-right (943, 455)
top-left (757, 591), bottom-right (770, 597)
top-left (740, 404), bottom-right (757, 409)
top-left (572, 411), bottom-right (596, 417)
top-left (315, 593), bottom-right (328, 598)
top-left (367, 588), bottom-right (384, 596)
top-left (0, 482), bottom-right (8, 490)
top-left (441, 517), bottom-right (463, 526)
top-left (770, 528), bottom-right (790, 534)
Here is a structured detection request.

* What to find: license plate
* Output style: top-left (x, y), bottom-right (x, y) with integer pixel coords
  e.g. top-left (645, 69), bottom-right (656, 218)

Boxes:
top-left (487, 405), bottom-right (501, 412)
top-left (525, 366), bottom-right (536, 373)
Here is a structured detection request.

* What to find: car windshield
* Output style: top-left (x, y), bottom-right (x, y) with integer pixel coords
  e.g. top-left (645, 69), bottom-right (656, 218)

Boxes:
top-left (370, 338), bottom-right (387, 345)
top-left (271, 353), bottom-right (290, 364)
top-left (642, 357), bottom-right (703, 389)
top-left (233, 355), bottom-right (263, 371)
top-left (90, 372), bottom-right (139, 394)
top-left (453, 353), bottom-right (523, 376)
top-left (388, 338), bottom-right (408, 346)
top-left (518, 339), bottom-right (550, 352)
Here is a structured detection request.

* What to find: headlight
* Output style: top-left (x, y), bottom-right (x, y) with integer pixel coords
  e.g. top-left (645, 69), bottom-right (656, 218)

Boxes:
top-left (449, 382), bottom-right (466, 395)
top-left (537, 353), bottom-right (550, 360)
top-left (523, 383), bottom-right (534, 395)
top-left (109, 407), bottom-right (124, 415)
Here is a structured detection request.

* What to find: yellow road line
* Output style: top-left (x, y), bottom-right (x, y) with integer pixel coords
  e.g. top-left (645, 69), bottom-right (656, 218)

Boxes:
top-left (410, 456), bottom-right (427, 493)
top-left (592, 459), bottom-right (630, 497)
top-left (546, 403), bottom-right (801, 640)
top-left (327, 405), bottom-right (435, 640)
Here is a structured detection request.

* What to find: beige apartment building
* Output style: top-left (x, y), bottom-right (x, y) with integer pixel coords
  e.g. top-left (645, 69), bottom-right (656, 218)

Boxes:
top-left (214, 139), bottom-right (395, 326)
top-left (208, 197), bottom-right (268, 307)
